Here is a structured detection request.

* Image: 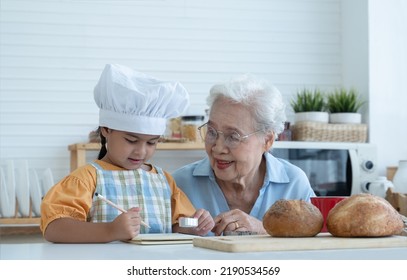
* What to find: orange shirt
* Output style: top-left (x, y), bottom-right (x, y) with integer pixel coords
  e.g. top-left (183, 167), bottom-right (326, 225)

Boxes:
top-left (40, 160), bottom-right (195, 234)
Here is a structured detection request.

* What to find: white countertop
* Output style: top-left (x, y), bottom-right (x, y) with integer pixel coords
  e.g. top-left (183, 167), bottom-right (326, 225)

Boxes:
top-left (1, 241), bottom-right (407, 260)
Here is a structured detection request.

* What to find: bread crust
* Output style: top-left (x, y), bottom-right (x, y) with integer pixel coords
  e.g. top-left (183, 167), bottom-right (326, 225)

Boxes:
top-left (263, 199), bottom-right (323, 237)
top-left (327, 193), bottom-right (404, 237)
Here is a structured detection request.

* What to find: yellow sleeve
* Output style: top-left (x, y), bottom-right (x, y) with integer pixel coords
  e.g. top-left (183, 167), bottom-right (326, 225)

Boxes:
top-left (163, 171), bottom-right (196, 225)
top-left (40, 164), bottom-right (97, 234)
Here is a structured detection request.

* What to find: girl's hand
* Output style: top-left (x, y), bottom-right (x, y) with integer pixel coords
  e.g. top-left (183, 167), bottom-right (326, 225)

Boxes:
top-left (211, 209), bottom-right (267, 236)
top-left (110, 207), bottom-right (141, 240)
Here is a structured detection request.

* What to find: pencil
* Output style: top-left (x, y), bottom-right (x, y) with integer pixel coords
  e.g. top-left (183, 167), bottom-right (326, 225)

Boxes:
top-left (94, 192), bottom-right (150, 228)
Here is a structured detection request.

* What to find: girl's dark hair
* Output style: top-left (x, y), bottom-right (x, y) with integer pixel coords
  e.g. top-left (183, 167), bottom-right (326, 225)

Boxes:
top-left (97, 127), bottom-right (107, 160)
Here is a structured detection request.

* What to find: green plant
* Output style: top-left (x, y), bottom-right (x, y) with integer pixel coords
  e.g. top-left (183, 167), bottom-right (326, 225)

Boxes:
top-left (327, 88), bottom-right (365, 113)
top-left (291, 88), bottom-right (326, 112)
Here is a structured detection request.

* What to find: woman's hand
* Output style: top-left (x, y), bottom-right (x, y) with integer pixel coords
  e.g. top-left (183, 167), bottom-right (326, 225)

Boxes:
top-left (110, 207), bottom-right (141, 240)
top-left (211, 209), bottom-right (267, 236)
top-left (194, 208), bottom-right (215, 236)
top-left (176, 209), bottom-right (215, 236)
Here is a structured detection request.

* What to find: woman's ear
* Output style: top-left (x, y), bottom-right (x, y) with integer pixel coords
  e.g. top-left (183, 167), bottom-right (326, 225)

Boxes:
top-left (264, 132), bottom-right (275, 152)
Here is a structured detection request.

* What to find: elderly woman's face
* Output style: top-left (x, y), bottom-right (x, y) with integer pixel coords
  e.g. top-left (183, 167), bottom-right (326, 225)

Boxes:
top-left (206, 98), bottom-right (269, 183)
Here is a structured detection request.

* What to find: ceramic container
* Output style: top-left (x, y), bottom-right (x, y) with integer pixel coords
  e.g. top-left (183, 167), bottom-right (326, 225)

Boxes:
top-left (393, 160), bottom-right (407, 194)
top-left (329, 112), bottom-right (362, 124)
top-left (362, 176), bottom-right (394, 198)
top-left (295, 112), bottom-right (329, 123)
top-left (310, 196), bottom-right (347, 233)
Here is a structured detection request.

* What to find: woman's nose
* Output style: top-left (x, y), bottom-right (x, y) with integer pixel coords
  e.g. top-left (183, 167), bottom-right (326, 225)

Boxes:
top-left (211, 133), bottom-right (229, 152)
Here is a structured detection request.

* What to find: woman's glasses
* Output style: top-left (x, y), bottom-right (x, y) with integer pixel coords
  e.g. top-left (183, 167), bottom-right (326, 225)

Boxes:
top-left (198, 123), bottom-right (260, 149)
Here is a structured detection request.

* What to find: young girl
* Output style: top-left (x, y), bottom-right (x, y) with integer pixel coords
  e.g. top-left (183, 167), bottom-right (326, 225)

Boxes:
top-left (40, 64), bottom-right (214, 243)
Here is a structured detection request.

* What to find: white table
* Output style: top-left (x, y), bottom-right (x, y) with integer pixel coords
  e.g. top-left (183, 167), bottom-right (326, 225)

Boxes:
top-left (2, 242), bottom-right (406, 280)
top-left (1, 241), bottom-right (407, 260)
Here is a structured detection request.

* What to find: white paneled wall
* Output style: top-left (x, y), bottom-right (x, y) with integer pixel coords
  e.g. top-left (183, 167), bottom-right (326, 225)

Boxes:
top-left (0, 0), bottom-right (342, 183)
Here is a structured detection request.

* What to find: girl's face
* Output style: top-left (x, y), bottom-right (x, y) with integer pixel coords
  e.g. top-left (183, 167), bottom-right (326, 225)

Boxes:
top-left (101, 128), bottom-right (160, 170)
top-left (206, 98), bottom-right (273, 183)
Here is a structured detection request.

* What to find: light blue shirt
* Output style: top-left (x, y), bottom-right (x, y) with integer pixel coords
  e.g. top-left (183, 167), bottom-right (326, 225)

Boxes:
top-left (172, 152), bottom-right (315, 220)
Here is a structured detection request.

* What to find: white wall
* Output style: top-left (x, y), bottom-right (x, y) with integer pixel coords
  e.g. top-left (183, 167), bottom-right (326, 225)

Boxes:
top-left (368, 0), bottom-right (407, 174)
top-left (1, 0), bottom-right (406, 185)
top-left (340, 0), bottom-right (407, 175)
top-left (0, 0), bottom-right (344, 182)
top-left (341, 0), bottom-right (369, 125)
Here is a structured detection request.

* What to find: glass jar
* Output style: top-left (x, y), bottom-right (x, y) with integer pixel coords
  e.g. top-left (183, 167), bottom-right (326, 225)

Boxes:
top-left (278, 122), bottom-right (292, 141)
top-left (167, 117), bottom-right (182, 139)
top-left (181, 115), bottom-right (205, 142)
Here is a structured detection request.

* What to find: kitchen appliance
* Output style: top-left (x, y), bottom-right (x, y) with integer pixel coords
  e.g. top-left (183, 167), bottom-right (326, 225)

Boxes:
top-left (270, 141), bottom-right (378, 196)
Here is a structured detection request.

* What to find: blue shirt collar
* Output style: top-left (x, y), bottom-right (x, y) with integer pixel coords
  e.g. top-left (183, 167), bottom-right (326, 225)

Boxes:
top-left (264, 152), bottom-right (290, 183)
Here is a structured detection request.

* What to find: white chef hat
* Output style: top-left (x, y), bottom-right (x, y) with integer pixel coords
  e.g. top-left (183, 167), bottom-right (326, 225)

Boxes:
top-left (94, 64), bottom-right (190, 135)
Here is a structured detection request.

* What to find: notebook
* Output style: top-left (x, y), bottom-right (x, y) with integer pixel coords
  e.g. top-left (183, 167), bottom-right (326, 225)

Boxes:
top-left (125, 233), bottom-right (196, 245)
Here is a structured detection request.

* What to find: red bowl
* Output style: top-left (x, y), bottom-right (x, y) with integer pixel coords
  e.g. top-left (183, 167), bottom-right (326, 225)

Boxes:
top-left (311, 196), bottom-right (347, 233)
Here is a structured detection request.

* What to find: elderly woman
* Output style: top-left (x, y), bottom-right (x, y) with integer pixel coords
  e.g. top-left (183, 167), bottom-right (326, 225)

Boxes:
top-left (172, 74), bottom-right (315, 236)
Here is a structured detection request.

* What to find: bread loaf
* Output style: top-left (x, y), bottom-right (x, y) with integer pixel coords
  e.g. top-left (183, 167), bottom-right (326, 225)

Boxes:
top-left (327, 193), bottom-right (404, 237)
top-left (263, 199), bottom-right (323, 237)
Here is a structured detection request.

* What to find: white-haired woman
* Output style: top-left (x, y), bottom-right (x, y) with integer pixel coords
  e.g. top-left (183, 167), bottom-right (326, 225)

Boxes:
top-left (172, 74), bottom-right (315, 236)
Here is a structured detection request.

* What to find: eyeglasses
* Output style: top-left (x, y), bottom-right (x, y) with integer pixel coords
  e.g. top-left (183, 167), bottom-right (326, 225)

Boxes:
top-left (198, 123), bottom-right (261, 149)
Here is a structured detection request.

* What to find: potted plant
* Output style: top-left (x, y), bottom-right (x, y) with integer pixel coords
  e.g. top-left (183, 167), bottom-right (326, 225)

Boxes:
top-left (291, 88), bottom-right (329, 123)
top-left (327, 87), bottom-right (365, 124)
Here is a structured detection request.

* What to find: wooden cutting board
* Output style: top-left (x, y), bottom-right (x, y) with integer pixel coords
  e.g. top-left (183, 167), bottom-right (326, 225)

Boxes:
top-left (193, 233), bottom-right (407, 252)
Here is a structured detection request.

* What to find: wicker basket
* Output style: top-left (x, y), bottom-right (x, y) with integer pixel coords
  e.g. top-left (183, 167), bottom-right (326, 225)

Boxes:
top-left (291, 121), bottom-right (367, 142)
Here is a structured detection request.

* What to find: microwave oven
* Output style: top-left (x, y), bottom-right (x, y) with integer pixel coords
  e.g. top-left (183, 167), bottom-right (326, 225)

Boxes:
top-left (270, 141), bottom-right (378, 196)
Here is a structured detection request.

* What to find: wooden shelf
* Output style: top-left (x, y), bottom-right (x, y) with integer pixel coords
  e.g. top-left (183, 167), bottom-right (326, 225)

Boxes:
top-left (0, 217), bottom-right (40, 225)
top-left (68, 141), bottom-right (205, 151)
top-left (0, 218), bottom-right (41, 235)
top-left (68, 141), bottom-right (205, 171)
top-left (0, 200), bottom-right (41, 235)
top-left (1, 141), bottom-right (206, 234)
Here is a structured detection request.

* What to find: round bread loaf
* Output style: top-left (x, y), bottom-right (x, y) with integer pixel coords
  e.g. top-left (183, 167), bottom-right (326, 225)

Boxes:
top-left (263, 199), bottom-right (323, 237)
top-left (326, 193), bottom-right (404, 237)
